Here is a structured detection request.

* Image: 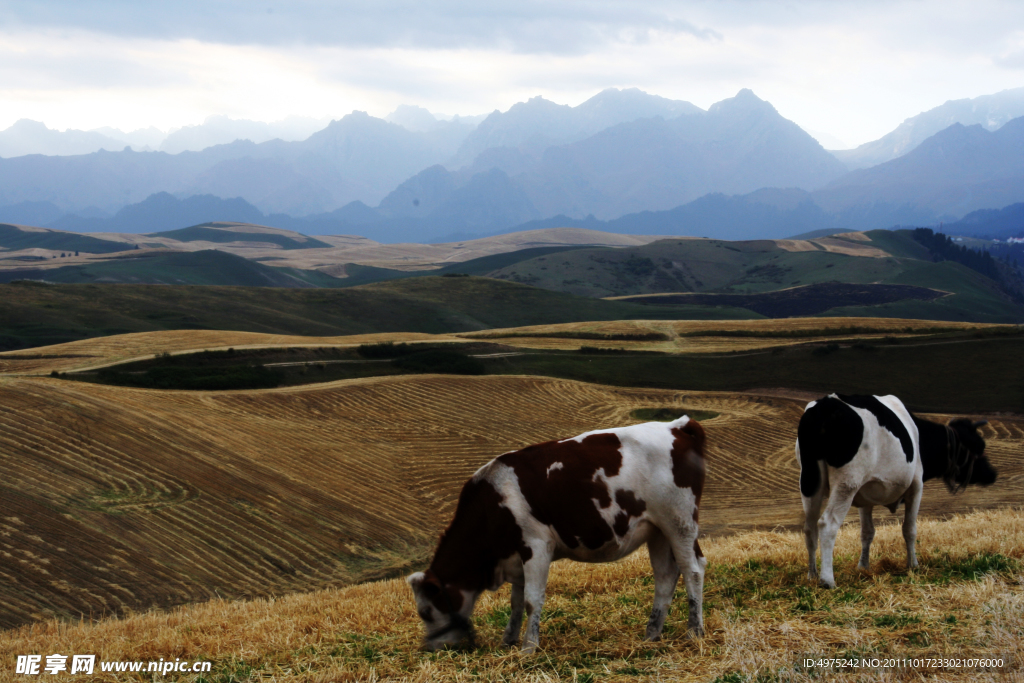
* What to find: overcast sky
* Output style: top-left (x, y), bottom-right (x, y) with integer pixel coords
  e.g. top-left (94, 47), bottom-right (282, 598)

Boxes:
top-left (1, 0), bottom-right (1022, 147)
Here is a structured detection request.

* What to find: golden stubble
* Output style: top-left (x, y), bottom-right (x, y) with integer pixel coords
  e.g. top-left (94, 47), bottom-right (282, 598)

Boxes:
top-left (1, 509), bottom-right (1021, 682)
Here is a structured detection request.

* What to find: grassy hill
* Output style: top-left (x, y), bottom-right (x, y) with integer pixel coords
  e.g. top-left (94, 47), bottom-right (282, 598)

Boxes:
top-left (0, 276), bottom-right (757, 351)
top-left (0, 223), bottom-right (131, 254)
top-left (0, 249), bottom-right (344, 288)
top-left (481, 230), bottom-right (1024, 323)
top-left (148, 223), bottom-right (333, 249)
top-left (484, 236), bottom-right (902, 297)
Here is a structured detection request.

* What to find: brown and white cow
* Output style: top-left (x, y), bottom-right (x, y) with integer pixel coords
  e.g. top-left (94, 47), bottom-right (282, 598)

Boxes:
top-left (407, 416), bottom-right (707, 653)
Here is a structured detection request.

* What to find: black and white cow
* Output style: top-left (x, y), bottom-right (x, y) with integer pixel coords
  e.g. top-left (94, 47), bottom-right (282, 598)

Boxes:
top-left (797, 393), bottom-right (996, 588)
top-left (407, 416), bottom-right (707, 653)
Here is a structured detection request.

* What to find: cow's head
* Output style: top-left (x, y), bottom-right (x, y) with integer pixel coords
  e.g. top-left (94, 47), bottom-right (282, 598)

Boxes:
top-left (406, 570), bottom-right (476, 651)
top-left (946, 418), bottom-right (997, 490)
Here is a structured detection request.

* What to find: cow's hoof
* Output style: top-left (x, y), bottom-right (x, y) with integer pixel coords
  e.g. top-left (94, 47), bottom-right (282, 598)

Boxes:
top-left (686, 625), bottom-right (704, 639)
top-left (644, 633), bottom-right (662, 642)
top-left (501, 639), bottom-right (519, 648)
top-left (807, 571), bottom-right (818, 581)
top-left (818, 579), bottom-right (835, 589)
top-left (519, 645), bottom-right (538, 655)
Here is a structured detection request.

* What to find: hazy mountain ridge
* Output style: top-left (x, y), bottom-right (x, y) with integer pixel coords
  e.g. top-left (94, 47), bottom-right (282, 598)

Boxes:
top-left (514, 89), bottom-right (848, 219)
top-left (943, 203), bottom-right (1024, 239)
top-left (2, 88), bottom-right (1024, 242)
top-left (448, 87), bottom-right (703, 169)
top-left (832, 86), bottom-right (1024, 169)
top-left (814, 116), bottom-right (1024, 222)
top-left (0, 115), bottom-right (337, 158)
top-left (0, 111), bottom-right (476, 215)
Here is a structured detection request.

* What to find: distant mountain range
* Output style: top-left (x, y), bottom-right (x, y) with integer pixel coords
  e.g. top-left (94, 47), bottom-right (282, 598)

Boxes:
top-left (833, 86), bottom-right (1024, 169)
top-left (943, 203), bottom-right (1024, 239)
top-left (0, 115), bottom-right (335, 157)
top-left (2, 87), bottom-right (1024, 243)
top-left (815, 116), bottom-right (1024, 223)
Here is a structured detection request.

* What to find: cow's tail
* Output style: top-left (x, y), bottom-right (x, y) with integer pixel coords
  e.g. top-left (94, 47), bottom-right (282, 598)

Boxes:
top-left (797, 444), bottom-right (827, 498)
top-left (797, 399), bottom-right (831, 498)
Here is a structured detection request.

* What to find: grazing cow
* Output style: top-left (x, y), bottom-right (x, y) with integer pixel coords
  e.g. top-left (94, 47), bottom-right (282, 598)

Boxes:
top-left (797, 393), bottom-right (997, 588)
top-left (407, 416), bottom-right (707, 653)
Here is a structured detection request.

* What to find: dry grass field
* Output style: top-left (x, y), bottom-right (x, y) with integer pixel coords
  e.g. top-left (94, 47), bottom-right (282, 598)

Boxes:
top-left (0, 364), bottom-right (1020, 634)
top-left (1, 225), bottom-right (895, 278)
top-left (1, 509), bottom-right (1020, 682)
top-left (0, 226), bottom-right (669, 275)
top-left (3, 317), bottom-right (1000, 376)
top-left (462, 317), bottom-right (1007, 354)
top-left (0, 331), bottom-right (465, 375)
top-left (1, 322), bottom-right (1021, 681)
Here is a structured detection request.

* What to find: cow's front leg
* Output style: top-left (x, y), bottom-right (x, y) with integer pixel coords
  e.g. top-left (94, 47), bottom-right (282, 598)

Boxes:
top-left (902, 478), bottom-right (923, 570)
top-left (857, 506), bottom-right (875, 571)
top-left (520, 548), bottom-right (552, 654)
top-left (817, 484), bottom-right (857, 589)
top-left (645, 530), bottom-right (679, 641)
top-left (501, 583), bottom-right (525, 647)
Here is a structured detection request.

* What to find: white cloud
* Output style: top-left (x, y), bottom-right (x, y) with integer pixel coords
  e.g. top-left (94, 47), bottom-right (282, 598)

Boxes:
top-left (0, 1), bottom-right (1022, 146)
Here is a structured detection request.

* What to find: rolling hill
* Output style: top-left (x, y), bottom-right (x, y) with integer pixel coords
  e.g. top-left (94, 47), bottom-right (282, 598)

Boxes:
top-left (3, 226), bottom-right (1022, 350)
top-left (0, 249), bottom-right (342, 288)
top-left (479, 230), bottom-right (1024, 323)
top-left (0, 276), bottom-right (755, 351)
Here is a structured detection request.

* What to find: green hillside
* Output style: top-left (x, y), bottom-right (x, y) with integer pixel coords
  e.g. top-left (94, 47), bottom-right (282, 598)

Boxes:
top-left (148, 223), bottom-right (333, 249)
top-left (0, 224), bottom-right (131, 254)
top-left (478, 231), bottom-right (1024, 323)
top-left (0, 249), bottom-right (342, 287)
top-left (333, 246), bottom-right (610, 287)
top-left (0, 276), bottom-right (757, 351)
top-left (484, 238), bottom-right (911, 297)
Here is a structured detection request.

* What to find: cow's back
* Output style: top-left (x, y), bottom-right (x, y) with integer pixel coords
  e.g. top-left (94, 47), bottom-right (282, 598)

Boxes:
top-left (798, 394), bottom-right (920, 497)
top-left (479, 417), bottom-right (705, 560)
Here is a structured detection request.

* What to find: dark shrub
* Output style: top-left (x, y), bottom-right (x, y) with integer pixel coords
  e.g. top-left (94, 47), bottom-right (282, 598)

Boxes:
top-left (392, 349), bottom-right (485, 375)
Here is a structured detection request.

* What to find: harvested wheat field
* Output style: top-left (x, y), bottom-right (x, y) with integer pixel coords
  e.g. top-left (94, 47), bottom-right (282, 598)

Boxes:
top-left (1, 509), bottom-right (1021, 682)
top-left (0, 330), bottom-right (467, 375)
top-left (462, 317), bottom-right (1007, 354)
top-left (0, 370), bottom-right (1021, 636)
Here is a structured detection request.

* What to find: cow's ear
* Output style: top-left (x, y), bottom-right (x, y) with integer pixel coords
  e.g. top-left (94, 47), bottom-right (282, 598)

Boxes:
top-left (407, 572), bottom-right (426, 591)
top-left (973, 420), bottom-right (988, 428)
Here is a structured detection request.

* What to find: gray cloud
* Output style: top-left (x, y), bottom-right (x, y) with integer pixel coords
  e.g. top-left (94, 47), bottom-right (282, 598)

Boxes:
top-left (0, 1), bottom-right (721, 55)
top-left (995, 50), bottom-right (1024, 69)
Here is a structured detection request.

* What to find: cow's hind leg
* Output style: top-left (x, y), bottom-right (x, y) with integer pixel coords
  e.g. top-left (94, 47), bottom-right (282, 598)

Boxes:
top-left (817, 483), bottom-right (857, 589)
top-left (520, 547), bottom-right (553, 654)
top-left (801, 461), bottom-right (827, 581)
top-left (645, 529), bottom-right (680, 641)
top-left (666, 528), bottom-right (705, 637)
top-left (501, 583), bottom-right (525, 647)
top-left (857, 506), bottom-right (875, 571)
top-left (902, 478), bottom-right (923, 570)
